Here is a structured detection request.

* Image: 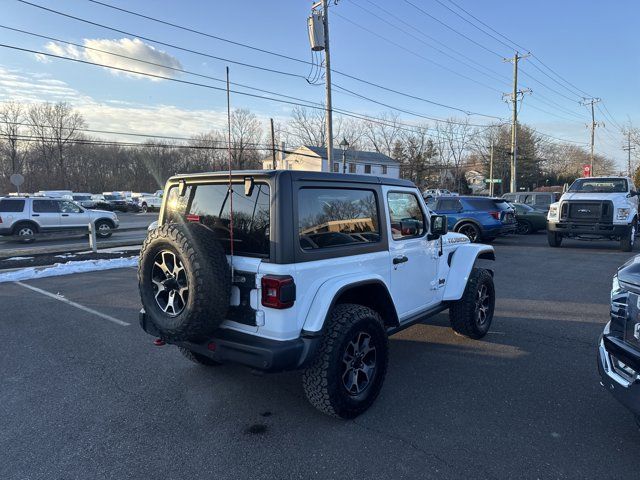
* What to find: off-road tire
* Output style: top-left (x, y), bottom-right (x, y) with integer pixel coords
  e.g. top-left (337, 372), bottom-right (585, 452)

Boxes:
top-left (547, 231), bottom-right (562, 247)
top-left (178, 346), bottom-right (222, 366)
top-left (620, 221), bottom-right (636, 252)
top-left (302, 304), bottom-right (388, 419)
top-left (449, 268), bottom-right (495, 339)
top-left (138, 222), bottom-right (230, 342)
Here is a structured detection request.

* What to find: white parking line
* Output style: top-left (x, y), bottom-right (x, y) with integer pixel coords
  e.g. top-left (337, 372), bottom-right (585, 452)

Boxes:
top-left (15, 281), bottom-right (130, 327)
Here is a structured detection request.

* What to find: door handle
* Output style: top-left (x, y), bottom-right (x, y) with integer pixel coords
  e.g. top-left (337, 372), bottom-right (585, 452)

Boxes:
top-left (393, 255), bottom-right (408, 265)
top-left (32, 214), bottom-right (39, 217)
top-left (61, 214), bottom-right (69, 217)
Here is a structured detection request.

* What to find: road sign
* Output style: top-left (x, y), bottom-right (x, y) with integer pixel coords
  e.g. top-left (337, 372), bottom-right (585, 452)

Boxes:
top-left (583, 165), bottom-right (591, 177)
top-left (484, 178), bottom-right (502, 184)
top-left (10, 173), bottom-right (24, 187)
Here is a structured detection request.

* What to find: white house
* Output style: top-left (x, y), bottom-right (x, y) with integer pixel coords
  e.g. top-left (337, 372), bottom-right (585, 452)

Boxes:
top-left (262, 145), bottom-right (400, 178)
top-left (465, 169), bottom-right (488, 195)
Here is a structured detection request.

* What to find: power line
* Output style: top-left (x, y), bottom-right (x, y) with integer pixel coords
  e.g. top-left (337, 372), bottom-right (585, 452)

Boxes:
top-left (16, 0), bottom-right (308, 80)
top-left (402, 0), bottom-right (506, 58)
top-left (71, 0), bottom-right (502, 119)
top-left (0, 25), bottom-right (327, 109)
top-left (331, 10), bottom-right (503, 93)
top-left (444, 0), bottom-right (593, 99)
top-left (348, 0), bottom-right (510, 87)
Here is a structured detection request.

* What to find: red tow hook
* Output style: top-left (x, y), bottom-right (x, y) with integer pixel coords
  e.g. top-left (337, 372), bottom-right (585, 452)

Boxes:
top-left (153, 338), bottom-right (166, 346)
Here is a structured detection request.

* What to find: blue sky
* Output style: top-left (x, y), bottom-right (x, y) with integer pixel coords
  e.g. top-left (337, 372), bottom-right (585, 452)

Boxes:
top-left (1, 0), bottom-right (638, 167)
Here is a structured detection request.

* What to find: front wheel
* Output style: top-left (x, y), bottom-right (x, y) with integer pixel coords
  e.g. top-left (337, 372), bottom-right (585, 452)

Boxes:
top-left (303, 304), bottom-right (388, 419)
top-left (548, 231), bottom-right (562, 247)
top-left (449, 268), bottom-right (495, 339)
top-left (13, 223), bottom-right (37, 244)
top-left (621, 222), bottom-right (636, 252)
top-left (141, 203), bottom-right (148, 213)
top-left (95, 220), bottom-right (113, 238)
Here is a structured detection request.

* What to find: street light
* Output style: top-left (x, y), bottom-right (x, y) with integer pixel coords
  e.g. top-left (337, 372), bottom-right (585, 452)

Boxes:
top-left (339, 138), bottom-right (349, 173)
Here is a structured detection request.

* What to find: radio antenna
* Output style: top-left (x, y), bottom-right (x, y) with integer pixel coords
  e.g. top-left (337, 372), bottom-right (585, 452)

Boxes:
top-left (226, 66), bottom-right (234, 279)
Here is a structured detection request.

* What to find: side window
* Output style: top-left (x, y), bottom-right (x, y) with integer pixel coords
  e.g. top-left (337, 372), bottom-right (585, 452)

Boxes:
top-left (387, 192), bottom-right (426, 240)
top-left (534, 194), bottom-right (551, 206)
top-left (364, 164), bottom-right (372, 174)
top-left (332, 162), bottom-right (340, 173)
top-left (522, 195), bottom-right (534, 205)
top-left (348, 163), bottom-right (356, 174)
top-left (32, 200), bottom-right (60, 213)
top-left (298, 188), bottom-right (380, 250)
top-left (438, 199), bottom-right (461, 211)
top-left (60, 201), bottom-right (82, 213)
top-left (0, 199), bottom-right (25, 212)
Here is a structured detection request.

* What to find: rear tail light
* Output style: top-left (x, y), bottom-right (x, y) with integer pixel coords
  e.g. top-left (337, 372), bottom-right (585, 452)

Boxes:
top-left (0, 216), bottom-right (3, 224)
top-left (261, 275), bottom-right (296, 309)
top-left (489, 211), bottom-right (500, 220)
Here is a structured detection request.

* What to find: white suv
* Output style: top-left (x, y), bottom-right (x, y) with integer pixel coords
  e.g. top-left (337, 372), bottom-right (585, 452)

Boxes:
top-left (0, 196), bottom-right (119, 243)
top-left (138, 171), bottom-right (496, 418)
top-left (547, 176), bottom-right (639, 251)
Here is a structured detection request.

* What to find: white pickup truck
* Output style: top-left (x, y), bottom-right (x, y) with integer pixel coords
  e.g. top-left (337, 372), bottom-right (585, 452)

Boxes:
top-left (547, 176), bottom-right (639, 251)
top-left (137, 190), bottom-right (164, 213)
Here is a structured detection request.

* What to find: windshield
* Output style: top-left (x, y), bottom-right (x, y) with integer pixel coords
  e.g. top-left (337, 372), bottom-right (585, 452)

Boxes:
top-left (73, 195), bottom-right (91, 200)
top-left (104, 194), bottom-right (123, 200)
top-left (568, 178), bottom-right (627, 193)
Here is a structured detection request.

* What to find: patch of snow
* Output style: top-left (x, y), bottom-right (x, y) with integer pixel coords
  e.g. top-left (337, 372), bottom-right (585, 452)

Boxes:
top-left (3, 256), bottom-right (34, 261)
top-left (0, 256), bottom-right (139, 283)
top-left (55, 254), bottom-right (77, 259)
top-left (77, 246), bottom-right (139, 254)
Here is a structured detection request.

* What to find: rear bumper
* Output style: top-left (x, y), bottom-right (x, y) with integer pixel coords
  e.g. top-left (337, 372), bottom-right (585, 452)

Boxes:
top-left (139, 310), bottom-right (320, 372)
top-left (484, 224), bottom-right (516, 237)
top-left (549, 221), bottom-right (629, 236)
top-left (598, 329), bottom-right (640, 417)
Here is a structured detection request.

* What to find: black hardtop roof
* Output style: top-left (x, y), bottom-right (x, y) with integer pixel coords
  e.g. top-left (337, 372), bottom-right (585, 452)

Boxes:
top-left (168, 169), bottom-right (415, 188)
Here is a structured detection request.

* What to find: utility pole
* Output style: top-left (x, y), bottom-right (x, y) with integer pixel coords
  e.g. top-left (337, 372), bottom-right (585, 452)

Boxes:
top-left (270, 118), bottom-right (277, 169)
top-left (316, 0), bottom-right (334, 170)
top-left (503, 52), bottom-right (530, 193)
top-left (623, 130), bottom-right (636, 177)
top-left (489, 141), bottom-right (494, 197)
top-left (580, 97), bottom-right (601, 176)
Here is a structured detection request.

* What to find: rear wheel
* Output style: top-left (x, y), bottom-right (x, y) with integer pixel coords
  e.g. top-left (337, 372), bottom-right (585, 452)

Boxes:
top-left (456, 223), bottom-right (481, 243)
top-left (141, 203), bottom-right (148, 213)
top-left (13, 222), bottom-right (37, 243)
top-left (621, 222), bottom-right (636, 252)
top-left (547, 231), bottom-right (562, 247)
top-left (516, 220), bottom-right (532, 235)
top-left (303, 304), bottom-right (388, 419)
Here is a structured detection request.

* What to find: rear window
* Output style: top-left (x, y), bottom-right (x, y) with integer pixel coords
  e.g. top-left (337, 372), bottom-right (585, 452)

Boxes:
top-left (0, 199), bottom-right (25, 212)
top-left (298, 188), bottom-right (379, 250)
top-left (165, 183), bottom-right (270, 258)
top-left (467, 198), bottom-right (512, 211)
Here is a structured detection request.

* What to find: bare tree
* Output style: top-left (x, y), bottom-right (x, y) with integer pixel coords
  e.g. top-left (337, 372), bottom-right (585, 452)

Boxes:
top-left (363, 112), bottom-right (402, 157)
top-left (230, 108), bottom-right (263, 169)
top-left (435, 118), bottom-right (473, 192)
top-left (28, 102), bottom-right (85, 188)
top-left (0, 101), bottom-right (27, 178)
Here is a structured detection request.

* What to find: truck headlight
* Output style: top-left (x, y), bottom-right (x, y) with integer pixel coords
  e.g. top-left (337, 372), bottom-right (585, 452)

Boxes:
top-left (617, 208), bottom-right (631, 220)
top-left (548, 205), bottom-right (558, 220)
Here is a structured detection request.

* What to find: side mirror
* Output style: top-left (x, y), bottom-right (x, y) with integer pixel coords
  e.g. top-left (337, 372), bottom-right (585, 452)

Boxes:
top-left (430, 214), bottom-right (448, 238)
top-left (627, 190), bottom-right (638, 198)
top-left (562, 183), bottom-right (569, 193)
top-left (244, 176), bottom-right (255, 196)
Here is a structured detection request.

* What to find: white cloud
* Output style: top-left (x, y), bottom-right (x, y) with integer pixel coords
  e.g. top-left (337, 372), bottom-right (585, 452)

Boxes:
top-left (43, 38), bottom-right (182, 81)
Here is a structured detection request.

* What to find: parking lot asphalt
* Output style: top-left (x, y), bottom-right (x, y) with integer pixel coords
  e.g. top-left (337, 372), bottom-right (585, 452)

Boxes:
top-left (2, 233), bottom-right (639, 479)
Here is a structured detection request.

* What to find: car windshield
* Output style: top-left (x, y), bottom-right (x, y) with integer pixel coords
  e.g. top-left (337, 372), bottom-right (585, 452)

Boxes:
top-left (104, 194), bottom-right (123, 200)
top-left (568, 178), bottom-right (627, 193)
top-left (73, 195), bottom-right (91, 200)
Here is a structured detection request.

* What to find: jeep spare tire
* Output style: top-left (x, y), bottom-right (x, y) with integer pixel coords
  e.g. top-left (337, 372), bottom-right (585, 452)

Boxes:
top-left (138, 223), bottom-right (231, 341)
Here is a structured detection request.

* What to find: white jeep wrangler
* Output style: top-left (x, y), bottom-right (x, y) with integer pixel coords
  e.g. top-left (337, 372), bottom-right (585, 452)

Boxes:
top-left (547, 176), bottom-right (639, 252)
top-left (138, 171), bottom-right (496, 418)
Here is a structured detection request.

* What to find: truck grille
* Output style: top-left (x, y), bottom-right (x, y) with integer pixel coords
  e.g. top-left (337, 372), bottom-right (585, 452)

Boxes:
top-left (561, 200), bottom-right (613, 222)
